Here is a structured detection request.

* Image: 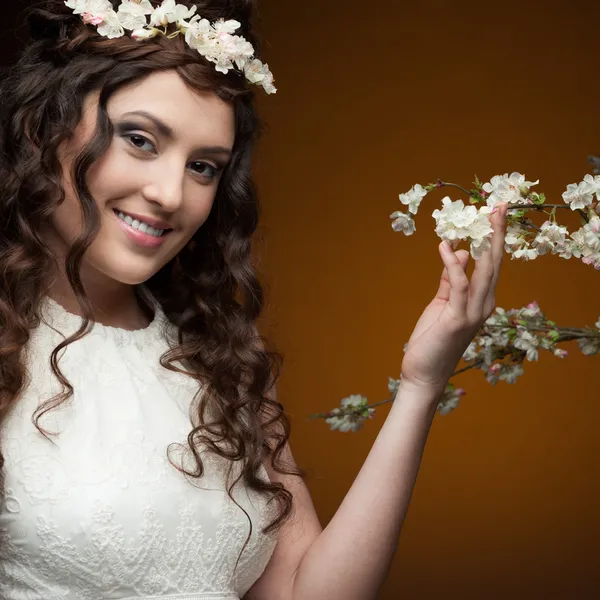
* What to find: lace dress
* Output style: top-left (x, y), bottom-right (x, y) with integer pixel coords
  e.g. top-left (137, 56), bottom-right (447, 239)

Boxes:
top-left (0, 289), bottom-right (278, 600)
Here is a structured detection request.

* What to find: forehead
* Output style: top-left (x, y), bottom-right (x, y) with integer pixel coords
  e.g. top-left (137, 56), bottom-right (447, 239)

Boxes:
top-left (105, 70), bottom-right (235, 148)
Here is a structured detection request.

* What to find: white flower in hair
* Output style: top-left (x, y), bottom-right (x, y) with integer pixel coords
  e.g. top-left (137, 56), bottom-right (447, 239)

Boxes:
top-left (64, 0), bottom-right (124, 37)
top-left (98, 9), bottom-right (125, 37)
top-left (65, 0), bottom-right (110, 14)
top-left (150, 0), bottom-right (196, 27)
top-left (117, 0), bottom-right (153, 31)
top-left (131, 27), bottom-right (160, 40)
top-left (243, 58), bottom-right (276, 94)
top-left (149, 0), bottom-right (175, 25)
top-left (172, 2), bottom-right (198, 25)
top-left (184, 17), bottom-right (253, 74)
top-left (133, 0), bottom-right (154, 9)
top-left (64, 0), bottom-right (277, 94)
top-left (214, 19), bottom-right (241, 35)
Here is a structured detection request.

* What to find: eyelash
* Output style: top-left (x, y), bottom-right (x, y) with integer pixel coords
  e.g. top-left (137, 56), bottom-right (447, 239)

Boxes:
top-left (122, 133), bottom-right (222, 180)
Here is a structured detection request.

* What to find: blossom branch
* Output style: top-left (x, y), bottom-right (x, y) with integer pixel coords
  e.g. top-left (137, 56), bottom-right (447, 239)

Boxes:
top-left (390, 171), bottom-right (600, 266)
top-left (319, 167), bottom-right (600, 433)
top-left (314, 303), bottom-right (600, 432)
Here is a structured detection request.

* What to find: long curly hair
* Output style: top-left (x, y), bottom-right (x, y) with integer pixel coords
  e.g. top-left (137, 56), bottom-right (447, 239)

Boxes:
top-left (0, 0), bottom-right (299, 554)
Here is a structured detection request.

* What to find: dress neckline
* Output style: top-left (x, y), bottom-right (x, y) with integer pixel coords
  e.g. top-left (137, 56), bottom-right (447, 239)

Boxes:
top-left (40, 285), bottom-right (167, 348)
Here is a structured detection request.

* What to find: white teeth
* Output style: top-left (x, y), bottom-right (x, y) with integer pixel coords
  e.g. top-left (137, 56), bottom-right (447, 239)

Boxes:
top-left (116, 211), bottom-right (165, 237)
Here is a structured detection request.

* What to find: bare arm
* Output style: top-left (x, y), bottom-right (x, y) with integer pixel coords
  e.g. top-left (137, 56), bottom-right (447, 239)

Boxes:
top-left (245, 382), bottom-right (438, 600)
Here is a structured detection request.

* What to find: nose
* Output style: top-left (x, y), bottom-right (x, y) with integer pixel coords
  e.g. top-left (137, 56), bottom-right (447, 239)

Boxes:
top-left (141, 161), bottom-right (185, 211)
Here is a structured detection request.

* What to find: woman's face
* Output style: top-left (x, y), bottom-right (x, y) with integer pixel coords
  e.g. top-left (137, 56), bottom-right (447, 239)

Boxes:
top-left (48, 69), bottom-right (235, 288)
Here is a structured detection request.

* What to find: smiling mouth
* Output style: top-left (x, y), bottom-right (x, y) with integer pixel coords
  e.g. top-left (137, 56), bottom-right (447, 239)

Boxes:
top-left (112, 209), bottom-right (173, 236)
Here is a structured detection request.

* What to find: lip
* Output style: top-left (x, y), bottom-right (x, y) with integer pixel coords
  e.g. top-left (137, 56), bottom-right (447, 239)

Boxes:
top-left (113, 209), bottom-right (173, 249)
top-left (113, 209), bottom-right (173, 231)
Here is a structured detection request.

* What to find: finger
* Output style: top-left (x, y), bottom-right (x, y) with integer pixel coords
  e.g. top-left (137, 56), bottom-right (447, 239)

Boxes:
top-left (438, 242), bottom-right (470, 315)
top-left (435, 247), bottom-right (469, 301)
top-left (468, 203), bottom-right (507, 318)
top-left (467, 241), bottom-right (495, 318)
top-left (488, 203), bottom-right (507, 292)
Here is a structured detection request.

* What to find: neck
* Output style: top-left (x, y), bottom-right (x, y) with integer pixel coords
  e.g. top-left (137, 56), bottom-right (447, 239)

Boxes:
top-left (45, 277), bottom-right (153, 331)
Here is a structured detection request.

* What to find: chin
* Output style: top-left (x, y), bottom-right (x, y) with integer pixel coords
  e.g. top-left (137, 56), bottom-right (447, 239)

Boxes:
top-left (110, 271), bottom-right (157, 286)
top-left (91, 257), bottom-right (166, 287)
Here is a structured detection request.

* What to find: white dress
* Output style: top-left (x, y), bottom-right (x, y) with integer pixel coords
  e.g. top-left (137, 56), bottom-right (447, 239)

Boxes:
top-left (0, 289), bottom-right (278, 600)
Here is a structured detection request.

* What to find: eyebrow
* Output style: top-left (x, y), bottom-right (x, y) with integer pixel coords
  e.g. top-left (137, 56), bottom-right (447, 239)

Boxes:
top-left (119, 110), bottom-right (233, 157)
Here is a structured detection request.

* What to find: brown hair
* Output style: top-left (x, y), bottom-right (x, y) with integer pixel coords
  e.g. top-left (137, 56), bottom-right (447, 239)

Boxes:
top-left (0, 0), bottom-right (298, 559)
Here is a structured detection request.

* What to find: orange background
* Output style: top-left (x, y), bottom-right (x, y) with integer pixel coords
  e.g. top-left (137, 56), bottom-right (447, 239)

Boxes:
top-left (1, 1), bottom-right (600, 598)
top-left (254, 0), bottom-right (600, 598)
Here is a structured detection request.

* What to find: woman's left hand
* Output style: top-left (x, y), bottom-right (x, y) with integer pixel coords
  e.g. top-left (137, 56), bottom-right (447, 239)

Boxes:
top-left (399, 203), bottom-right (507, 395)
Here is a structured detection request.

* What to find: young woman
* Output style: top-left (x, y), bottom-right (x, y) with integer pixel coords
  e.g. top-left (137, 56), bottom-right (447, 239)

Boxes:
top-left (0, 1), bottom-right (507, 599)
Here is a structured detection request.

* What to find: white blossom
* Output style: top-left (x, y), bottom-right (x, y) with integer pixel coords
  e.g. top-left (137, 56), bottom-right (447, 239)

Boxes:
top-left (117, 0), bottom-right (151, 30)
top-left (65, 0), bottom-right (113, 16)
top-left (325, 395), bottom-right (375, 432)
top-left (569, 212), bottom-right (600, 268)
top-left (432, 197), bottom-right (493, 260)
top-left (184, 16), bottom-right (211, 48)
top-left (513, 328), bottom-right (539, 361)
top-left (149, 0), bottom-right (178, 26)
top-left (504, 224), bottom-right (528, 253)
top-left (579, 319), bottom-right (600, 355)
top-left (468, 221), bottom-right (493, 260)
top-left (498, 363), bottom-right (524, 384)
top-left (132, 0), bottom-right (153, 9)
top-left (532, 221), bottom-right (569, 256)
top-left (242, 59), bottom-right (277, 94)
top-left (390, 211), bottom-right (416, 235)
top-left (438, 386), bottom-right (465, 415)
top-left (562, 179), bottom-right (596, 211)
top-left (482, 172), bottom-right (538, 207)
top-left (583, 174), bottom-right (600, 201)
top-left (96, 8), bottom-right (125, 38)
top-left (214, 19), bottom-right (242, 35)
top-left (184, 17), bottom-right (253, 74)
top-left (513, 245), bottom-right (538, 261)
top-left (131, 26), bottom-right (159, 39)
top-left (462, 341), bottom-right (479, 362)
top-left (398, 184), bottom-right (428, 215)
top-left (556, 239), bottom-right (575, 260)
top-left (388, 376), bottom-right (401, 396)
top-left (171, 2), bottom-right (197, 25)
top-left (521, 301), bottom-right (543, 319)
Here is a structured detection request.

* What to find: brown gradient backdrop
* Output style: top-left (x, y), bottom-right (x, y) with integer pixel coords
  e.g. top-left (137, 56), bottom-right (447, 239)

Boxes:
top-left (1, 1), bottom-right (600, 599)
top-left (252, 0), bottom-right (600, 599)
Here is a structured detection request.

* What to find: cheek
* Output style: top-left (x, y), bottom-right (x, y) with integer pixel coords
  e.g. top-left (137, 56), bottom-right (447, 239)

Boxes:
top-left (51, 149), bottom-right (138, 240)
top-left (86, 146), bottom-right (141, 205)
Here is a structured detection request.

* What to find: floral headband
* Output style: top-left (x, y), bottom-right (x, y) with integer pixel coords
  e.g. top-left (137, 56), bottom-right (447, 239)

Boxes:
top-left (64, 0), bottom-right (276, 94)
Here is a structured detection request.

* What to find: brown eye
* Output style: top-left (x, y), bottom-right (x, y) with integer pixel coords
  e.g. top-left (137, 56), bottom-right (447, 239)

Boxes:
top-left (123, 133), bottom-right (155, 153)
top-left (189, 161), bottom-right (219, 179)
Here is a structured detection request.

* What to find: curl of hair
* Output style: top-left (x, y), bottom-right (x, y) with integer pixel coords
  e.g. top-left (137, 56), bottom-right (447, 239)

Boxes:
top-left (0, 0), bottom-right (299, 563)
